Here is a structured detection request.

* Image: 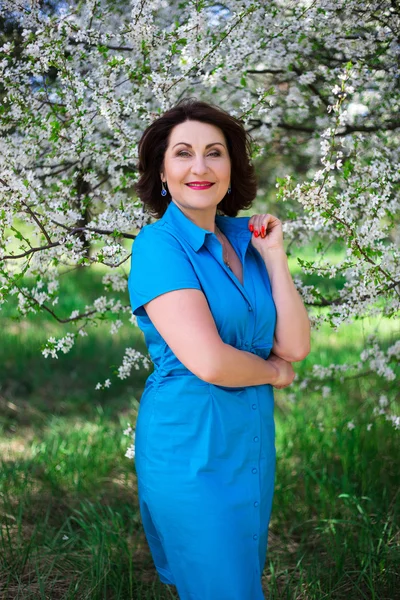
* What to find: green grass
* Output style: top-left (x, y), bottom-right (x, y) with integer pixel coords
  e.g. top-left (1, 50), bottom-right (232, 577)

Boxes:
top-left (0, 267), bottom-right (399, 599)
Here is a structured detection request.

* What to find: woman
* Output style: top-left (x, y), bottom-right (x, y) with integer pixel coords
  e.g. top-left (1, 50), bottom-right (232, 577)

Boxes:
top-left (128, 98), bottom-right (311, 599)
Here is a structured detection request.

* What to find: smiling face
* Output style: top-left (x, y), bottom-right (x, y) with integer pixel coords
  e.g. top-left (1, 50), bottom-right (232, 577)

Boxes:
top-left (160, 120), bottom-right (231, 215)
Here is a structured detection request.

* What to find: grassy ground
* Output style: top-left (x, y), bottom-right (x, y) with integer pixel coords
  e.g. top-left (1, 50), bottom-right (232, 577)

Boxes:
top-left (0, 264), bottom-right (399, 599)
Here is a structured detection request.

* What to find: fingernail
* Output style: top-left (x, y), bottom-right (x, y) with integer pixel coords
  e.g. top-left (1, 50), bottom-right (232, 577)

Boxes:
top-left (254, 230), bottom-right (259, 237)
top-left (261, 226), bottom-right (265, 235)
top-left (249, 224), bottom-right (254, 232)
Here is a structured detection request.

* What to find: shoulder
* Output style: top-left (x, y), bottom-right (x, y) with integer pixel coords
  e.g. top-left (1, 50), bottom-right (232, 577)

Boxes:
top-left (130, 221), bottom-right (193, 275)
top-left (132, 221), bottom-right (184, 253)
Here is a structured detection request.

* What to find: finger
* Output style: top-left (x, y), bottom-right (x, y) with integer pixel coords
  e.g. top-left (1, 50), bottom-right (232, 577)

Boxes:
top-left (260, 214), bottom-right (269, 238)
top-left (252, 219), bottom-right (261, 238)
top-left (261, 214), bottom-right (272, 238)
top-left (260, 217), bottom-right (267, 238)
top-left (255, 215), bottom-right (267, 237)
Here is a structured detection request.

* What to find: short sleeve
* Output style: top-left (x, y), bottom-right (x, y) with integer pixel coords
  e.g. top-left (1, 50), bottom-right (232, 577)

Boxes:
top-left (127, 225), bottom-right (202, 318)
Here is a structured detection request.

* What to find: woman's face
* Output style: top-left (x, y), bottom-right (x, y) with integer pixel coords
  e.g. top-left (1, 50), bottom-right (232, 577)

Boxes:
top-left (160, 120), bottom-right (231, 211)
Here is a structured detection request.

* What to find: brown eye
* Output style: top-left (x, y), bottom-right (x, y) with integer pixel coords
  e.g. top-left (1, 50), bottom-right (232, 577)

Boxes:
top-left (177, 150), bottom-right (221, 157)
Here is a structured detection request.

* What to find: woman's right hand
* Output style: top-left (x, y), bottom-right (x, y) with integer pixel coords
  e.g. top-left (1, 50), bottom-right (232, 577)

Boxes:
top-left (267, 352), bottom-right (296, 389)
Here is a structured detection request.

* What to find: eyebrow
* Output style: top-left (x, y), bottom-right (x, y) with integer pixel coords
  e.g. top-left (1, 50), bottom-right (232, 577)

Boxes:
top-left (172, 142), bottom-right (226, 150)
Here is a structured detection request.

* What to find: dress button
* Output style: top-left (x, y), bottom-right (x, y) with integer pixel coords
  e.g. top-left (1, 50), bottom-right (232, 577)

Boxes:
top-left (248, 305), bottom-right (253, 311)
top-left (254, 501), bottom-right (259, 507)
top-left (253, 436), bottom-right (259, 442)
top-left (252, 404), bottom-right (257, 410)
top-left (253, 534), bottom-right (258, 540)
top-left (252, 468), bottom-right (257, 474)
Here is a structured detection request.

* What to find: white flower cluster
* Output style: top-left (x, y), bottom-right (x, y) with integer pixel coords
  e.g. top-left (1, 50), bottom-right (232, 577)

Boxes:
top-left (360, 341), bottom-right (397, 382)
top-left (42, 333), bottom-right (76, 359)
top-left (123, 422), bottom-right (135, 459)
top-left (102, 272), bottom-right (127, 292)
top-left (309, 338), bottom-right (398, 384)
top-left (110, 319), bottom-right (123, 335)
top-left (372, 395), bottom-right (400, 431)
top-left (125, 445), bottom-right (135, 460)
top-left (116, 347), bottom-right (151, 380)
top-left (293, 335), bottom-right (399, 432)
top-left (0, 1), bottom-right (398, 435)
top-left (95, 379), bottom-right (111, 390)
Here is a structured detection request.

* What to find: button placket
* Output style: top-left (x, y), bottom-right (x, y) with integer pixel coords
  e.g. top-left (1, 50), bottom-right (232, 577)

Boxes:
top-left (248, 388), bottom-right (262, 549)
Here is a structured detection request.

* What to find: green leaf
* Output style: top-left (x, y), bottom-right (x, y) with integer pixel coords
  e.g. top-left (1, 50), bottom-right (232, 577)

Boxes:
top-left (97, 45), bottom-right (109, 57)
top-left (343, 159), bottom-right (354, 179)
top-left (49, 120), bottom-right (62, 142)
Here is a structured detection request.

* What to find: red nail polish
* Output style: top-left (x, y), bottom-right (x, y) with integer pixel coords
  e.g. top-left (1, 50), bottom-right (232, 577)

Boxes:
top-left (249, 224), bottom-right (254, 232)
top-left (261, 226), bottom-right (265, 235)
top-left (254, 230), bottom-right (259, 237)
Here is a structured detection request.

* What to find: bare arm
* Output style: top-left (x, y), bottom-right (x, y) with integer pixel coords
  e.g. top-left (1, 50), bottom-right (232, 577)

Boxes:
top-left (143, 288), bottom-right (280, 387)
top-left (262, 248), bottom-right (311, 362)
top-left (208, 343), bottom-right (280, 387)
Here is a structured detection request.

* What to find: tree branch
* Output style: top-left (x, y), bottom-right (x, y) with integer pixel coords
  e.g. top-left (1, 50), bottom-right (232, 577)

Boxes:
top-left (3, 226), bottom-right (137, 260)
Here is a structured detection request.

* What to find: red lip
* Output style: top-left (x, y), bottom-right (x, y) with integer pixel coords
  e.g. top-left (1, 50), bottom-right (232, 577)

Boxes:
top-left (186, 181), bottom-right (214, 185)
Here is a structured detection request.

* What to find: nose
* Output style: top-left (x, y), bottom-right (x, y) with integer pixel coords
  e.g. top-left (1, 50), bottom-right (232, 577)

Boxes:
top-left (190, 154), bottom-right (209, 175)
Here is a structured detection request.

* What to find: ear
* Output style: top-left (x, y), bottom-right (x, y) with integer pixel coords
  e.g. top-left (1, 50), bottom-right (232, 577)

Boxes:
top-left (160, 159), bottom-right (165, 182)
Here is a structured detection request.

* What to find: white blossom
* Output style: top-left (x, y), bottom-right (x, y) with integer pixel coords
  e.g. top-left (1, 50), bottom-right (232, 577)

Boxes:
top-left (0, 0), bottom-right (398, 438)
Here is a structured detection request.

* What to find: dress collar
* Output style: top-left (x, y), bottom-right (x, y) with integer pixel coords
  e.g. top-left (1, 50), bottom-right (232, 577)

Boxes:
top-left (160, 200), bottom-right (252, 252)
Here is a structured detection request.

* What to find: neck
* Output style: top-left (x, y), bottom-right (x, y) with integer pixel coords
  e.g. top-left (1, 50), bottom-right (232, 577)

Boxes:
top-left (171, 199), bottom-right (218, 233)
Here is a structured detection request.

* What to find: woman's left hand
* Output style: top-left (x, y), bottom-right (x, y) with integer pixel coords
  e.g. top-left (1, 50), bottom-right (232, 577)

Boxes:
top-left (248, 213), bottom-right (284, 253)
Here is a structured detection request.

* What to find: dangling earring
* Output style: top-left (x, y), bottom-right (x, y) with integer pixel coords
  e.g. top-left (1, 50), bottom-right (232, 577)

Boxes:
top-left (161, 181), bottom-right (168, 196)
top-left (227, 185), bottom-right (231, 194)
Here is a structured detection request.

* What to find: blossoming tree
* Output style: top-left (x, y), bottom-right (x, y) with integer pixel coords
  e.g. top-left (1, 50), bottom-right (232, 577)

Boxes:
top-left (1, 0), bottom-right (399, 444)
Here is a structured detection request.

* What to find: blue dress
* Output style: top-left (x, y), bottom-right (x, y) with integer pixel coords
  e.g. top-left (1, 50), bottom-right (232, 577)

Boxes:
top-left (128, 200), bottom-right (277, 599)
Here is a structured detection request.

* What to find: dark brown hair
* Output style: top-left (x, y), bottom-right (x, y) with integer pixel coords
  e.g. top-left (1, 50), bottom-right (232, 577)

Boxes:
top-left (134, 98), bottom-right (258, 219)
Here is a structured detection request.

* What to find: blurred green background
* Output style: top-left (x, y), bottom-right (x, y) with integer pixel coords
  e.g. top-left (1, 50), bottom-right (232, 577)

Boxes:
top-left (1, 235), bottom-right (398, 599)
